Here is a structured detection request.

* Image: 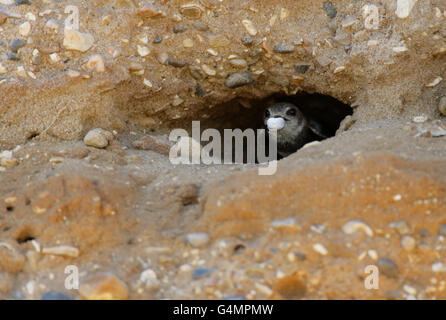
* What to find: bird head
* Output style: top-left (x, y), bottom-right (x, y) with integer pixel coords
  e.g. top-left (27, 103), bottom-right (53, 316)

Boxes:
top-left (264, 102), bottom-right (307, 135)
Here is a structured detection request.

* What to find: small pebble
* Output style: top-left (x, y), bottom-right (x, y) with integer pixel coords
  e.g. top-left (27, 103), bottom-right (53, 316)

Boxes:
top-left (8, 53), bottom-right (19, 61)
top-left (184, 233), bottom-right (210, 248)
top-left (83, 128), bottom-right (113, 149)
top-left (403, 285), bottom-right (417, 296)
top-left (413, 115), bottom-right (427, 123)
top-left (432, 262), bottom-right (446, 272)
top-left (392, 46), bottom-right (408, 53)
top-left (167, 58), bottom-right (187, 68)
top-left (192, 268), bottom-right (214, 280)
top-left (241, 35), bottom-right (254, 46)
top-left (1, 157), bottom-right (18, 167)
top-left (183, 39), bottom-right (193, 48)
top-left (63, 28), bottom-right (94, 52)
top-left (229, 59), bottom-right (248, 68)
top-left (368, 250), bottom-right (378, 260)
top-left (271, 218), bottom-right (296, 228)
top-left (201, 64), bottom-right (216, 76)
top-left (173, 23), bottom-right (187, 33)
top-left (313, 243), bottom-right (328, 256)
top-left (86, 54), bottom-right (105, 73)
top-left (323, 1), bottom-right (337, 19)
top-left (18, 21), bottom-right (31, 36)
top-left (426, 77), bottom-right (442, 88)
top-left (401, 235), bottom-right (416, 251)
top-left (41, 245), bottom-right (79, 258)
top-left (395, 0), bottom-right (418, 18)
top-left (140, 269), bottom-right (160, 290)
top-left (273, 43), bottom-right (295, 53)
top-left (153, 37), bottom-right (163, 44)
top-left (41, 291), bottom-right (72, 300)
top-left (225, 72), bottom-right (254, 88)
top-left (157, 52), bottom-right (169, 65)
top-left (388, 221), bottom-right (411, 235)
top-left (191, 21), bottom-right (209, 31)
top-left (10, 39), bottom-right (25, 53)
top-left (342, 220), bottom-right (373, 237)
top-left (254, 283), bottom-right (273, 297)
top-left (377, 258), bottom-right (399, 278)
top-left (295, 64), bottom-right (310, 74)
top-left (242, 19), bottom-right (257, 36)
top-left (137, 45), bottom-right (150, 57)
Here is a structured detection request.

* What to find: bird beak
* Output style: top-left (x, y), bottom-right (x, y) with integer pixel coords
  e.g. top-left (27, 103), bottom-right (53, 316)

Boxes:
top-left (267, 117), bottom-right (285, 130)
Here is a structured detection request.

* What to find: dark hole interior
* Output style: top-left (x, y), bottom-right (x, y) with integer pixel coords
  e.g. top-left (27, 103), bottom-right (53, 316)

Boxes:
top-left (6, 206), bottom-right (14, 212)
top-left (197, 92), bottom-right (352, 135)
top-left (233, 243), bottom-right (246, 254)
top-left (17, 236), bottom-right (35, 244)
top-left (16, 227), bottom-right (36, 244)
top-left (26, 132), bottom-right (40, 141)
top-left (172, 92), bottom-right (353, 162)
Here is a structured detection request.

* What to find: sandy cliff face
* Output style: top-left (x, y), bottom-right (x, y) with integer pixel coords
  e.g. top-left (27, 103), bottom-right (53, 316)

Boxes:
top-left (0, 0), bottom-right (444, 145)
top-left (0, 0), bottom-right (445, 300)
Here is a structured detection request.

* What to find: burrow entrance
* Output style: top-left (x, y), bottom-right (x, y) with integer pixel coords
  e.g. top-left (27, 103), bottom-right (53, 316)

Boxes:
top-left (169, 92), bottom-right (353, 162)
top-left (199, 92), bottom-right (352, 136)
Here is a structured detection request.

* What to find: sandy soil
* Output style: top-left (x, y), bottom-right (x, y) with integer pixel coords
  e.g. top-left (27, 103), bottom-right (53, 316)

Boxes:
top-left (1, 118), bottom-right (446, 300)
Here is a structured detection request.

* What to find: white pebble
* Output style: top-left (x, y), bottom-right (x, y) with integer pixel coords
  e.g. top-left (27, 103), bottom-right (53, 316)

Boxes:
top-left (140, 269), bottom-right (158, 283)
top-left (254, 283), bottom-right (272, 297)
top-left (432, 262), bottom-right (446, 272)
top-left (313, 243), bottom-right (328, 256)
top-left (143, 78), bottom-right (153, 88)
top-left (86, 55), bottom-right (105, 73)
top-left (393, 46), bottom-right (408, 53)
top-left (184, 233), bottom-right (210, 248)
top-left (63, 28), bottom-right (94, 52)
top-left (413, 115), bottom-right (427, 123)
top-left (84, 128), bottom-right (113, 148)
top-left (368, 250), bottom-right (378, 260)
top-left (137, 45), bottom-right (150, 57)
top-left (25, 12), bottom-right (36, 21)
top-left (403, 284), bottom-right (417, 295)
top-left (271, 218), bottom-right (296, 228)
top-left (395, 0), bottom-right (418, 19)
top-left (41, 245), bottom-right (79, 258)
top-left (425, 77), bottom-right (442, 88)
top-left (242, 19), bottom-right (257, 36)
top-left (19, 21), bottom-right (31, 36)
top-left (0, 63), bottom-right (7, 74)
top-left (342, 220), bottom-right (374, 237)
top-left (49, 53), bottom-right (60, 63)
top-left (401, 235), bottom-right (416, 251)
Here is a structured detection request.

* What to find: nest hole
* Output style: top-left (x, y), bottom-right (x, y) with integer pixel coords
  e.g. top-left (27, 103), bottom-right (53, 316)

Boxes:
top-left (187, 92), bottom-right (353, 162)
top-left (199, 92), bottom-right (352, 136)
top-left (15, 227), bottom-right (37, 244)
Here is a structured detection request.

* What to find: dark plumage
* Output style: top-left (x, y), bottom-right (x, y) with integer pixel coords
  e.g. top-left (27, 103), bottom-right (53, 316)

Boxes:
top-left (264, 102), bottom-right (326, 157)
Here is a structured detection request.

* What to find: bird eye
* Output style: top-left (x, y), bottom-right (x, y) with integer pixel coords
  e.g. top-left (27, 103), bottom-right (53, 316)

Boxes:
top-left (264, 110), bottom-right (270, 117)
top-left (286, 108), bottom-right (297, 116)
